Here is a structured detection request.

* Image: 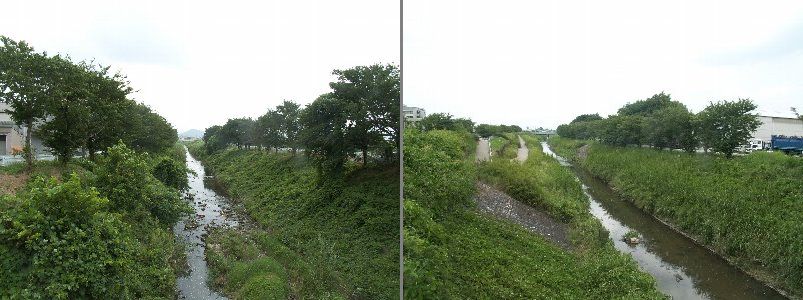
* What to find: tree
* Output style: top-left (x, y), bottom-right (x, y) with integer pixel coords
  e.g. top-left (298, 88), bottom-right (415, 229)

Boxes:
top-left (617, 92), bottom-right (681, 117)
top-left (276, 100), bottom-right (301, 154)
top-left (570, 113), bottom-right (603, 124)
top-left (645, 104), bottom-right (696, 150)
top-left (125, 103), bottom-right (178, 154)
top-left (255, 111), bottom-right (282, 151)
top-left (330, 64), bottom-right (400, 164)
top-left (697, 99), bottom-right (760, 158)
top-left (80, 63), bottom-right (134, 161)
top-left (599, 115), bottom-right (647, 146)
top-left (38, 55), bottom-right (92, 164)
top-left (0, 36), bottom-right (50, 170)
top-left (299, 95), bottom-right (351, 172)
top-left (793, 107), bottom-right (803, 121)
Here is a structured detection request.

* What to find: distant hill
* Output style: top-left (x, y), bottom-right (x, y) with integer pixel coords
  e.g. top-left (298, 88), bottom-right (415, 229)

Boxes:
top-left (179, 129), bottom-right (203, 139)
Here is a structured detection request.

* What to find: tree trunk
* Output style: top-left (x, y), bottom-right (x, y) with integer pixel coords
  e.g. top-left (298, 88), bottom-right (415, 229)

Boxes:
top-left (24, 120), bottom-right (34, 172)
top-left (362, 148), bottom-right (368, 166)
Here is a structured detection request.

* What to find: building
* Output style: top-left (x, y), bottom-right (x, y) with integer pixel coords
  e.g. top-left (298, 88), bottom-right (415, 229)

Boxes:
top-left (752, 111), bottom-right (803, 141)
top-left (403, 105), bottom-right (426, 122)
top-left (0, 103), bottom-right (48, 156)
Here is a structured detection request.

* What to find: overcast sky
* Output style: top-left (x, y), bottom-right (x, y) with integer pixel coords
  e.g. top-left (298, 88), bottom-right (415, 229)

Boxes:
top-left (2, 0), bottom-right (399, 133)
top-left (404, 1), bottom-right (803, 129)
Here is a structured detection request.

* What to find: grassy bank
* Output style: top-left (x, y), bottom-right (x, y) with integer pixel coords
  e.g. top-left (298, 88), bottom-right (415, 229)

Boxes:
top-left (186, 141), bottom-right (398, 299)
top-left (404, 129), bottom-right (663, 299)
top-left (548, 137), bottom-right (803, 296)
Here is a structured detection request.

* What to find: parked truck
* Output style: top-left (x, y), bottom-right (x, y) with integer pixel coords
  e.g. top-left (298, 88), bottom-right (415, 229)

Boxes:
top-left (771, 135), bottom-right (803, 155)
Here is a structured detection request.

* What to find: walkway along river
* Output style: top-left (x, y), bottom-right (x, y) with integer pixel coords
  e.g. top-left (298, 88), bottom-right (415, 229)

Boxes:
top-left (540, 142), bottom-right (786, 300)
top-left (173, 147), bottom-right (239, 299)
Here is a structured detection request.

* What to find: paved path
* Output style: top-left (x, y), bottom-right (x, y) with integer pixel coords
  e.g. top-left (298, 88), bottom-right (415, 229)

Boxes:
top-left (476, 138), bottom-right (490, 162)
top-left (474, 182), bottom-right (570, 250)
top-left (515, 135), bottom-right (528, 162)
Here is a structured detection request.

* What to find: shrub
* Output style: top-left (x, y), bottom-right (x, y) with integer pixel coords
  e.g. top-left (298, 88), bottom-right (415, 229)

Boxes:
top-left (152, 156), bottom-right (190, 191)
top-left (94, 142), bottom-right (191, 225)
top-left (0, 175), bottom-right (137, 298)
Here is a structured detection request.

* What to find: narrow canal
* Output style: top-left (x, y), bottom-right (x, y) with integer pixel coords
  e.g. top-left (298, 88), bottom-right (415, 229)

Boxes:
top-left (174, 147), bottom-right (238, 299)
top-left (540, 142), bottom-right (786, 300)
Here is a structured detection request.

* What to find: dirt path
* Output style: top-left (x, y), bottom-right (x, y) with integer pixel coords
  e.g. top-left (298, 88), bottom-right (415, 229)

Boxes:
top-left (515, 135), bottom-right (528, 162)
top-left (476, 138), bottom-right (490, 162)
top-left (474, 182), bottom-right (570, 250)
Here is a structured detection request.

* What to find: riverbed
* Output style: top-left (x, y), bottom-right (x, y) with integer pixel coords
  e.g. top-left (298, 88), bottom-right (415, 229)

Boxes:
top-left (174, 147), bottom-right (238, 299)
top-left (541, 142), bottom-right (786, 300)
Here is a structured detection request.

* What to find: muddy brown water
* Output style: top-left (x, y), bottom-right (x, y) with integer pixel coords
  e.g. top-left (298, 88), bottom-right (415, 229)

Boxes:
top-left (541, 142), bottom-right (787, 300)
top-left (174, 147), bottom-right (239, 299)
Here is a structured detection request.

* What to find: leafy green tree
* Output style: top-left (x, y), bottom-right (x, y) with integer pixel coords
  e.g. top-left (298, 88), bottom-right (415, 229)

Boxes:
top-left (599, 115), bottom-right (647, 146)
top-left (300, 95), bottom-right (351, 172)
top-left (204, 125), bottom-right (222, 143)
top-left (645, 104), bottom-right (696, 150)
top-left (255, 110), bottom-right (283, 151)
top-left (220, 118), bottom-right (251, 149)
top-left (570, 113), bottom-right (603, 124)
top-left (276, 100), bottom-right (302, 154)
top-left (617, 92), bottom-right (682, 117)
top-left (125, 103), bottom-right (179, 154)
top-left (698, 99), bottom-right (760, 158)
top-left (81, 63), bottom-right (134, 161)
top-left (39, 55), bottom-right (92, 164)
top-left (0, 36), bottom-right (51, 170)
top-left (330, 64), bottom-right (400, 164)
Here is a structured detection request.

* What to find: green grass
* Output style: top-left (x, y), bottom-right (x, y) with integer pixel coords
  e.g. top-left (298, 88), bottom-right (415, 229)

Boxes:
top-left (404, 129), bottom-right (664, 299)
top-left (549, 136), bottom-right (803, 297)
top-left (188, 143), bottom-right (398, 299)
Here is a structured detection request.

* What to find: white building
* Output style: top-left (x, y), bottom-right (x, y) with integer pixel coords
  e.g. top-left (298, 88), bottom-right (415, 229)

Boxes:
top-left (403, 105), bottom-right (426, 122)
top-left (752, 111), bottom-right (803, 141)
top-left (0, 102), bottom-right (48, 156)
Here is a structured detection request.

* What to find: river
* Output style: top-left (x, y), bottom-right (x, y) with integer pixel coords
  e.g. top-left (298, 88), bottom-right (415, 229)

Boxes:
top-left (540, 142), bottom-right (786, 300)
top-left (174, 147), bottom-right (238, 299)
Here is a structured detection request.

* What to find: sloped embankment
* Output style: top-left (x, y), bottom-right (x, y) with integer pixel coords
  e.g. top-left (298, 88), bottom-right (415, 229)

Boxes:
top-left (187, 142), bottom-right (399, 299)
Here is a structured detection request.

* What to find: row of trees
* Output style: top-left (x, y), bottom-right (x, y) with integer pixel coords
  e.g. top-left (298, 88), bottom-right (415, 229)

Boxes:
top-left (203, 64), bottom-right (400, 172)
top-left (409, 112), bottom-right (522, 138)
top-left (0, 36), bottom-right (177, 169)
top-left (556, 92), bottom-right (760, 157)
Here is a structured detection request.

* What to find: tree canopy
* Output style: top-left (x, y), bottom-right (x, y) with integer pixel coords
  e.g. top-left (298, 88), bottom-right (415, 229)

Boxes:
top-left (557, 93), bottom-right (763, 157)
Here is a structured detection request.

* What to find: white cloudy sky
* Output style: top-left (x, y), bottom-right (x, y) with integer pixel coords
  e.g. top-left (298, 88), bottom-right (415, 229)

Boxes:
top-left (404, 0), bottom-right (803, 129)
top-left (2, 0), bottom-right (399, 133)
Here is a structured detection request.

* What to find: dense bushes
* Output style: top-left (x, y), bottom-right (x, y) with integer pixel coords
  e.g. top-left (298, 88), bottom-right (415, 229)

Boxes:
top-left (549, 138), bottom-right (803, 296)
top-left (0, 143), bottom-right (190, 298)
top-left (152, 156), bottom-right (190, 191)
top-left (403, 129), bottom-right (663, 298)
top-left (188, 144), bottom-right (398, 299)
top-left (94, 143), bottom-right (191, 225)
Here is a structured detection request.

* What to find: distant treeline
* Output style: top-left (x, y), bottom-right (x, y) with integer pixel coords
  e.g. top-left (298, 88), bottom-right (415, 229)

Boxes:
top-left (0, 36), bottom-right (177, 168)
top-left (410, 112), bottom-right (522, 137)
top-left (202, 64), bottom-right (399, 172)
top-left (556, 92), bottom-right (761, 157)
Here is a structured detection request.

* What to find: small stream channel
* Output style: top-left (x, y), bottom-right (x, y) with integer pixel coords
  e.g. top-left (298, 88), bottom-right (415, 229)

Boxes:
top-left (174, 147), bottom-right (239, 299)
top-left (540, 142), bottom-right (786, 300)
